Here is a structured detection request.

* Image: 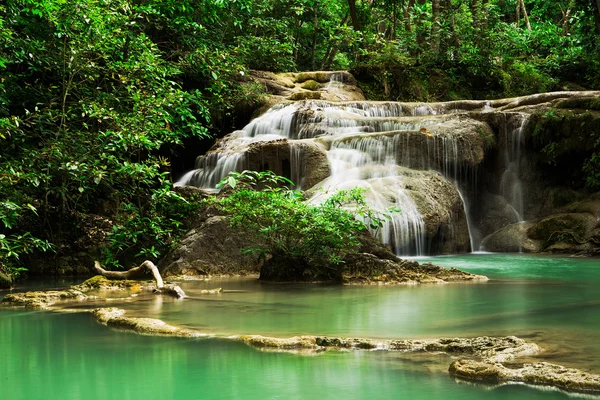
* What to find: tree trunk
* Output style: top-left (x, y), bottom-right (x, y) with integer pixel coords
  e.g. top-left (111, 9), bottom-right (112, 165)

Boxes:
top-left (596, 0), bottom-right (600, 33)
top-left (416, 0), bottom-right (426, 49)
top-left (311, 4), bottom-right (319, 70)
top-left (94, 260), bottom-right (186, 298)
top-left (559, 5), bottom-right (571, 36)
top-left (431, 0), bottom-right (441, 55)
top-left (404, 0), bottom-right (415, 32)
top-left (320, 13), bottom-right (349, 69)
top-left (392, 0), bottom-right (397, 40)
top-left (481, 0), bottom-right (489, 30)
top-left (471, 0), bottom-right (480, 30)
top-left (519, 0), bottom-right (531, 30)
top-left (348, 0), bottom-right (361, 30)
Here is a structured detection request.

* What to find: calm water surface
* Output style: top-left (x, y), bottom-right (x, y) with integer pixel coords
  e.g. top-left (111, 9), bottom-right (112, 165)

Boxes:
top-left (1, 253), bottom-right (598, 399)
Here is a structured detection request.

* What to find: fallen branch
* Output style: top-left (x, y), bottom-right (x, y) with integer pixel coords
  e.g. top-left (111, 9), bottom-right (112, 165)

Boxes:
top-left (94, 260), bottom-right (185, 298)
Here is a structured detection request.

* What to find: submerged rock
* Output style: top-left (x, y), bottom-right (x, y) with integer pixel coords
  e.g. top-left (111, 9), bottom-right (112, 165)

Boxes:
top-left (92, 308), bottom-right (201, 337)
top-left (449, 359), bottom-right (600, 393)
top-left (342, 253), bottom-right (487, 284)
top-left (1, 288), bottom-right (87, 309)
top-left (1, 275), bottom-right (190, 309)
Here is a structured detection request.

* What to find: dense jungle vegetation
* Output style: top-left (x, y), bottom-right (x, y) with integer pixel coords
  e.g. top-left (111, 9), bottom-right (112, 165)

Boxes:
top-left (1, 0), bottom-right (599, 278)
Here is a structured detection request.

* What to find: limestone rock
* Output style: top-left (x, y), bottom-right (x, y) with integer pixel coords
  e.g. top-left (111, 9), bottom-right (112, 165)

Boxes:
top-left (92, 308), bottom-right (201, 337)
top-left (482, 196), bottom-right (600, 253)
top-left (248, 70), bottom-right (365, 104)
top-left (243, 139), bottom-right (330, 190)
top-left (528, 213), bottom-right (597, 241)
top-left (159, 216), bottom-right (262, 277)
top-left (449, 359), bottom-right (600, 393)
top-left (0, 271), bottom-right (12, 289)
top-left (482, 222), bottom-right (544, 253)
top-left (449, 359), bottom-right (506, 382)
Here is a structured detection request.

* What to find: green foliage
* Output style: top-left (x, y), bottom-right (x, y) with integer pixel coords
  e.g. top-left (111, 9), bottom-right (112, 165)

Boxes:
top-left (0, 201), bottom-right (53, 276)
top-left (0, 0), bottom-right (212, 275)
top-left (210, 171), bottom-right (386, 281)
top-left (101, 179), bottom-right (202, 269)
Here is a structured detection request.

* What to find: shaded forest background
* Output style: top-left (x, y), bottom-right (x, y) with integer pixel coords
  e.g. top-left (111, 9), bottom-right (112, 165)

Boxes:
top-left (1, 0), bottom-right (599, 278)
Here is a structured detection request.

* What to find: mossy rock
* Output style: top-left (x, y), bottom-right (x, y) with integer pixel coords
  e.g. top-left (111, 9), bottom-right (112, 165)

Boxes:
top-left (556, 96), bottom-right (600, 111)
top-left (0, 271), bottom-right (13, 289)
top-left (549, 187), bottom-right (584, 208)
top-left (79, 275), bottom-right (141, 289)
top-left (296, 71), bottom-right (335, 84)
top-left (449, 360), bottom-right (505, 383)
top-left (288, 91), bottom-right (321, 101)
top-left (565, 198), bottom-right (600, 216)
top-left (527, 213), bottom-right (596, 242)
top-left (301, 80), bottom-right (321, 91)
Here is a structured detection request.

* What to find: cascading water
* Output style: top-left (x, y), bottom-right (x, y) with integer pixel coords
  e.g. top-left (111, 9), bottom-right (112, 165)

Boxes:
top-left (499, 113), bottom-right (529, 222)
top-left (178, 96), bottom-right (486, 256)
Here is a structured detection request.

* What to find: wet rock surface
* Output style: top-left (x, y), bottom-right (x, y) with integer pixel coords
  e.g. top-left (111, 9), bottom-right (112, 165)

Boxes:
top-left (159, 216), bottom-right (263, 277)
top-left (248, 70), bottom-right (365, 104)
top-left (0, 271), bottom-right (13, 289)
top-left (0, 275), bottom-right (192, 309)
top-left (92, 308), bottom-right (202, 337)
top-left (482, 196), bottom-right (600, 254)
top-left (449, 359), bottom-right (600, 392)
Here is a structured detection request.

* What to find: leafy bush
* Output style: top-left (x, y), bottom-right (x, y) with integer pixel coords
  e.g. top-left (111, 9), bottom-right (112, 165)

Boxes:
top-left (0, 201), bottom-right (53, 276)
top-left (210, 171), bottom-right (386, 282)
top-left (101, 179), bottom-right (203, 269)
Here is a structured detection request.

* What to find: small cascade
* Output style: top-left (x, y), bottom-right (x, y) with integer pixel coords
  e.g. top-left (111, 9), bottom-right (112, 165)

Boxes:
top-left (315, 142), bottom-right (426, 255)
top-left (456, 184), bottom-right (479, 252)
top-left (174, 152), bottom-right (245, 190)
top-left (324, 73), bottom-right (348, 101)
top-left (499, 113), bottom-right (529, 222)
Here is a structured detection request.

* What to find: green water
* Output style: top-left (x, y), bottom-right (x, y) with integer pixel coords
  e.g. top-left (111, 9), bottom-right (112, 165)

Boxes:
top-left (1, 254), bottom-right (599, 399)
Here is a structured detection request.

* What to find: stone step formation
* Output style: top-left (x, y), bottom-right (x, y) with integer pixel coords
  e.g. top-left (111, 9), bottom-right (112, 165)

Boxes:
top-left (176, 71), bottom-right (600, 256)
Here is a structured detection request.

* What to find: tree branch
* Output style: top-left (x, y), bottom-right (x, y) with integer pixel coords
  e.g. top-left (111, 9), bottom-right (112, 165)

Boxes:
top-left (94, 260), bottom-right (185, 298)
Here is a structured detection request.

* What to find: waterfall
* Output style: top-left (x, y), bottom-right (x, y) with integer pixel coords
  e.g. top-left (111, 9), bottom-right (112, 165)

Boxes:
top-left (499, 113), bottom-right (529, 222)
top-left (456, 184), bottom-right (478, 252)
top-left (178, 98), bottom-right (487, 256)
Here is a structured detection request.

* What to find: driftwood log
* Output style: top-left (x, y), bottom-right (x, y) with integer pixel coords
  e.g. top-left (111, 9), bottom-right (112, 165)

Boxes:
top-left (94, 260), bottom-right (185, 299)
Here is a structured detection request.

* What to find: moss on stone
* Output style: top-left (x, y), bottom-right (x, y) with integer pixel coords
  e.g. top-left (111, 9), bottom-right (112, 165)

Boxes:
top-left (79, 275), bottom-right (143, 289)
top-left (556, 97), bottom-right (600, 111)
top-left (295, 72), bottom-right (333, 83)
top-left (0, 271), bottom-right (13, 289)
top-left (527, 213), bottom-right (595, 244)
top-left (288, 91), bottom-right (322, 101)
top-left (80, 275), bottom-right (111, 288)
top-left (300, 80), bottom-right (321, 91)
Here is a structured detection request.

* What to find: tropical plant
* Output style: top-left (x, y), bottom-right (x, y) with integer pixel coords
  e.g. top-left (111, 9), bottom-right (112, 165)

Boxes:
top-left (211, 170), bottom-right (389, 282)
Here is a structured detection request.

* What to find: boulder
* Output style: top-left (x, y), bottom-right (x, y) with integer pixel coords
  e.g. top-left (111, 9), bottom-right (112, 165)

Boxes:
top-left (449, 359), bottom-right (600, 393)
top-left (481, 221), bottom-right (543, 253)
top-left (159, 216), bottom-right (262, 277)
top-left (478, 193), bottom-right (522, 239)
top-left (248, 70), bottom-right (365, 104)
top-left (244, 139), bottom-right (331, 190)
top-left (0, 270), bottom-right (13, 289)
top-left (528, 213), bottom-right (597, 242)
